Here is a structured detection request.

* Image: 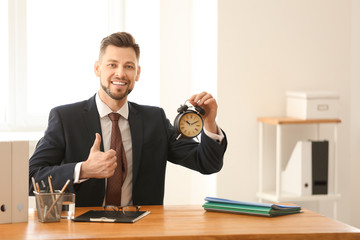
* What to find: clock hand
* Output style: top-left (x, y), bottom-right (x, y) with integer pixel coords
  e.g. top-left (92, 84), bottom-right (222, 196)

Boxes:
top-left (191, 121), bottom-right (199, 125)
top-left (186, 121), bottom-right (191, 125)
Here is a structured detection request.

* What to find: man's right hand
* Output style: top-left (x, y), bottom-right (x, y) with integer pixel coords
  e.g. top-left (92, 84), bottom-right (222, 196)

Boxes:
top-left (80, 133), bottom-right (117, 179)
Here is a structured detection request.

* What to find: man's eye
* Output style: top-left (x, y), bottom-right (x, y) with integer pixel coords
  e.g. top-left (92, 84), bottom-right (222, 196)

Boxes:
top-left (108, 64), bottom-right (116, 68)
top-left (125, 65), bottom-right (134, 69)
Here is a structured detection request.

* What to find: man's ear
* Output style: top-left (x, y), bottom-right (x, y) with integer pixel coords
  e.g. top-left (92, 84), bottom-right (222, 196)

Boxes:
top-left (94, 61), bottom-right (101, 77)
top-left (136, 65), bottom-right (141, 81)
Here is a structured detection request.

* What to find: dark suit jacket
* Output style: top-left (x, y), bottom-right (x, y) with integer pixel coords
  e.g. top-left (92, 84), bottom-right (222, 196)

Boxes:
top-left (29, 95), bottom-right (227, 207)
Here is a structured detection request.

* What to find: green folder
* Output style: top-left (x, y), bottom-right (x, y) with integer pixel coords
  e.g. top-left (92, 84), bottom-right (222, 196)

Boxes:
top-left (203, 197), bottom-right (302, 217)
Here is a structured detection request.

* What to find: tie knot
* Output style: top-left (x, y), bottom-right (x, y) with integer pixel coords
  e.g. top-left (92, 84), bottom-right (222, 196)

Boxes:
top-left (108, 112), bottom-right (121, 122)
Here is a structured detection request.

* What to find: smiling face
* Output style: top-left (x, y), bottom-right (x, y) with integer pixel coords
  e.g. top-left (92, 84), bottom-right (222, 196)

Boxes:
top-left (94, 45), bottom-right (141, 110)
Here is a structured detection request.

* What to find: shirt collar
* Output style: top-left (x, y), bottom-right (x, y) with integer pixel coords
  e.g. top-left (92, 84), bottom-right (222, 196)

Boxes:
top-left (95, 92), bottom-right (129, 120)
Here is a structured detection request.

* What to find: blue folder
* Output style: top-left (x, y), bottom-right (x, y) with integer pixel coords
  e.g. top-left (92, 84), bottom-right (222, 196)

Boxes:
top-left (203, 197), bottom-right (302, 217)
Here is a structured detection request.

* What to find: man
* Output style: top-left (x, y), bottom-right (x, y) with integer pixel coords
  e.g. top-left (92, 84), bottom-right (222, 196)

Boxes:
top-left (29, 32), bottom-right (227, 207)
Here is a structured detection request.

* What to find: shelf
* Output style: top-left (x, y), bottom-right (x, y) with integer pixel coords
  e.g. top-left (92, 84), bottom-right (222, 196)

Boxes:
top-left (257, 117), bottom-right (341, 125)
top-left (258, 116), bottom-right (341, 218)
top-left (257, 191), bottom-right (341, 203)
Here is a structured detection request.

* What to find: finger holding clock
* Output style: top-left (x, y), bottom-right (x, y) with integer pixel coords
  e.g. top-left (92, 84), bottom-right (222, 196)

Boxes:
top-left (189, 92), bottom-right (218, 134)
top-left (189, 91), bottom-right (209, 105)
top-left (189, 92), bottom-right (218, 118)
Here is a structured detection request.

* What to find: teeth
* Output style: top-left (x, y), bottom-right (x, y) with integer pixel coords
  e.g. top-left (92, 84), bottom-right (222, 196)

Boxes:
top-left (112, 81), bottom-right (126, 86)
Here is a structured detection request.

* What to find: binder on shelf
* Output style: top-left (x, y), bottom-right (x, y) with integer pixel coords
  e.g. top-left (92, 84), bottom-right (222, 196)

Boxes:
top-left (11, 141), bottom-right (29, 223)
top-left (0, 141), bottom-right (29, 224)
top-left (0, 142), bottom-right (12, 224)
top-left (312, 141), bottom-right (329, 195)
top-left (282, 140), bottom-right (328, 196)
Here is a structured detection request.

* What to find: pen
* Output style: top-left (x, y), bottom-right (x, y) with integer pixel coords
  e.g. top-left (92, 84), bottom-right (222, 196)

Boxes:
top-left (31, 177), bottom-right (37, 193)
top-left (41, 180), bottom-right (47, 192)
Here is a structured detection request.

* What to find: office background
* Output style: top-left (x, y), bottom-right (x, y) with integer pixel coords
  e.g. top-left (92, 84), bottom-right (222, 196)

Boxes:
top-left (1, 0), bottom-right (359, 228)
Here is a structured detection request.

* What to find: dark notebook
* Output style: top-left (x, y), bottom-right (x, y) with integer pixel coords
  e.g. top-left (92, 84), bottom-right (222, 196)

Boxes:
top-left (72, 210), bottom-right (151, 223)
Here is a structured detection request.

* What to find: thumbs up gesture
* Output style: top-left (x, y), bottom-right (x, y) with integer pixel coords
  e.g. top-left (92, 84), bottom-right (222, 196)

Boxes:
top-left (80, 133), bottom-right (117, 179)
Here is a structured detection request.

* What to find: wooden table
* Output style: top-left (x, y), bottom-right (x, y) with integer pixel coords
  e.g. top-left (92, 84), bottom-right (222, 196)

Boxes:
top-left (1, 205), bottom-right (359, 239)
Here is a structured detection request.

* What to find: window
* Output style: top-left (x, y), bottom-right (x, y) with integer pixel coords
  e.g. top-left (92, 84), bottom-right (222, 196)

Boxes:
top-left (0, 0), bottom-right (8, 127)
top-left (125, 0), bottom-right (160, 106)
top-left (26, 0), bottom-right (109, 128)
top-left (1, 0), bottom-right (160, 131)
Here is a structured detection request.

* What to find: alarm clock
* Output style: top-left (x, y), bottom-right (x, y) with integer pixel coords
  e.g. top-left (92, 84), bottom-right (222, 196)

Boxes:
top-left (174, 101), bottom-right (205, 140)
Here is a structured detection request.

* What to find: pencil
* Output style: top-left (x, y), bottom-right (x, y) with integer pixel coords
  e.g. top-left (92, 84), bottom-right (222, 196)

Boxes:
top-left (48, 176), bottom-right (58, 216)
top-left (44, 179), bottom-right (70, 220)
top-left (32, 177), bottom-right (44, 220)
top-left (36, 182), bottom-right (45, 207)
top-left (60, 179), bottom-right (70, 193)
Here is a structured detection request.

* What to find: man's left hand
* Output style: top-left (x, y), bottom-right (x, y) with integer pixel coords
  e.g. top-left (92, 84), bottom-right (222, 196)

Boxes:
top-left (189, 91), bottom-right (218, 134)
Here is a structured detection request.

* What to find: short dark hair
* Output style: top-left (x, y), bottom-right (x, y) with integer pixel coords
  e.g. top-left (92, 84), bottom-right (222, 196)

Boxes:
top-left (99, 32), bottom-right (140, 61)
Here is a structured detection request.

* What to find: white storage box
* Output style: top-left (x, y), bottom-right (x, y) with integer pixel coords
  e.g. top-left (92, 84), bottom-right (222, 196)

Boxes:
top-left (286, 91), bottom-right (339, 119)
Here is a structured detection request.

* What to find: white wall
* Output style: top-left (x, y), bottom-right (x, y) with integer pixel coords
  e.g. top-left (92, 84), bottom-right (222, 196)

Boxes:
top-left (350, 0), bottom-right (360, 228)
top-left (217, 0), bottom-right (359, 227)
top-left (157, 0), bottom-right (360, 227)
top-left (159, 0), bottom-right (218, 205)
top-left (160, 0), bottom-right (197, 205)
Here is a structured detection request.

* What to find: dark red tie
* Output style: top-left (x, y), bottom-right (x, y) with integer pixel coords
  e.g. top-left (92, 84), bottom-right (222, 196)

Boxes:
top-left (105, 112), bottom-right (128, 206)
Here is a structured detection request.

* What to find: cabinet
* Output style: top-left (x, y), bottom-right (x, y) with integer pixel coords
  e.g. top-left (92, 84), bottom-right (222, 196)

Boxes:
top-left (257, 117), bottom-right (341, 218)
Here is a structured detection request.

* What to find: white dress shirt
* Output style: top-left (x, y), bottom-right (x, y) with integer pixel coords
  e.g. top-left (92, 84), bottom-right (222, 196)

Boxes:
top-left (74, 93), bottom-right (224, 206)
top-left (74, 93), bottom-right (133, 206)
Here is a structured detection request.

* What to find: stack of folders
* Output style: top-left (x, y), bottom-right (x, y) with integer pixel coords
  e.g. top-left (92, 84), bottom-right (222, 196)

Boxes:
top-left (203, 197), bottom-right (302, 217)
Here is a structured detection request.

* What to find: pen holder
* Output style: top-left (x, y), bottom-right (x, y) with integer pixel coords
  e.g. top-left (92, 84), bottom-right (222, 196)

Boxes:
top-left (34, 191), bottom-right (64, 223)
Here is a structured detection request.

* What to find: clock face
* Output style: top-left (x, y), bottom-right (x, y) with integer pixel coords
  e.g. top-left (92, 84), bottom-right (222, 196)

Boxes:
top-left (179, 112), bottom-right (203, 138)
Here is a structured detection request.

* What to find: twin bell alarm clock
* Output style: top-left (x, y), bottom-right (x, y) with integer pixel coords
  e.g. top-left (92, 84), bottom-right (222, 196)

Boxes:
top-left (174, 100), bottom-right (205, 140)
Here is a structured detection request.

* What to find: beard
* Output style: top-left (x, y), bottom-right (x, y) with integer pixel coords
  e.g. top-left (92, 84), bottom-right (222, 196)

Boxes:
top-left (101, 80), bottom-right (133, 101)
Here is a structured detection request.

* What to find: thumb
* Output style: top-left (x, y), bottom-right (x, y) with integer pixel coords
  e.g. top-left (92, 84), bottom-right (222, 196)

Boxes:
top-left (90, 133), bottom-right (101, 152)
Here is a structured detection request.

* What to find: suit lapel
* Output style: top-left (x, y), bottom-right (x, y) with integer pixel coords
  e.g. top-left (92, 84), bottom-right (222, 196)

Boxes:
top-left (82, 95), bottom-right (106, 201)
top-left (128, 102), bottom-right (143, 186)
top-left (82, 95), bottom-right (104, 151)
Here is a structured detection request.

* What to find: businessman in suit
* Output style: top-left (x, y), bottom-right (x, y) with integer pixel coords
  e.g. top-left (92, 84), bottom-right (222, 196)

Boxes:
top-left (29, 32), bottom-right (227, 207)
